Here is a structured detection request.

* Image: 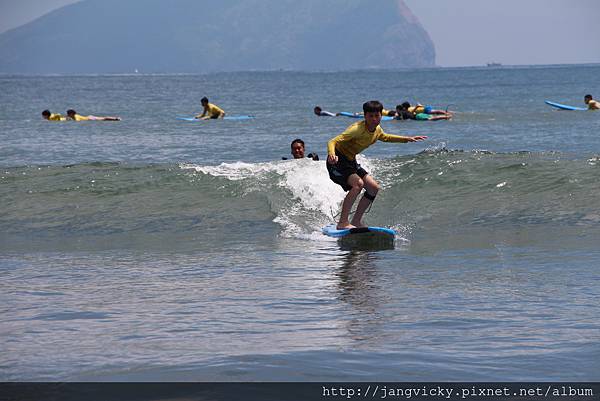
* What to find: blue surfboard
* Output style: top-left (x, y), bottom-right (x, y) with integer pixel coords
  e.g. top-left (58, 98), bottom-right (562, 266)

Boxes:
top-left (544, 101), bottom-right (586, 111)
top-left (322, 224), bottom-right (396, 238)
top-left (176, 115), bottom-right (254, 121)
top-left (337, 112), bottom-right (394, 121)
top-left (338, 111), bottom-right (362, 118)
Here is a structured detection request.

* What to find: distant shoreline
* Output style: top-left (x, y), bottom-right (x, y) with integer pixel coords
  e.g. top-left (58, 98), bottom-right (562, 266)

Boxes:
top-left (1, 63), bottom-right (599, 77)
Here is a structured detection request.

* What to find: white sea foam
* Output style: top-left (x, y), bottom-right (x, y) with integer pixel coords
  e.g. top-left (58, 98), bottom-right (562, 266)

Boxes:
top-left (180, 161), bottom-right (276, 180)
top-left (180, 155), bottom-right (379, 239)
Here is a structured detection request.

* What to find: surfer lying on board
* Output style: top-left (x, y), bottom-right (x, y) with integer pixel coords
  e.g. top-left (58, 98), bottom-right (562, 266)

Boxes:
top-left (402, 101), bottom-right (451, 117)
top-left (282, 138), bottom-right (319, 161)
top-left (382, 108), bottom-right (396, 117)
top-left (394, 103), bottom-right (451, 121)
top-left (326, 100), bottom-right (426, 229)
top-left (41, 110), bottom-right (66, 121)
top-left (195, 97), bottom-right (225, 119)
top-left (584, 94), bottom-right (600, 110)
top-left (66, 109), bottom-right (121, 121)
top-left (314, 106), bottom-right (338, 117)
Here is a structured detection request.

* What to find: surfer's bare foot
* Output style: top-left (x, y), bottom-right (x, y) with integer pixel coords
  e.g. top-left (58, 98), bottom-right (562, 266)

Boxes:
top-left (337, 223), bottom-right (356, 230)
top-left (350, 220), bottom-right (367, 228)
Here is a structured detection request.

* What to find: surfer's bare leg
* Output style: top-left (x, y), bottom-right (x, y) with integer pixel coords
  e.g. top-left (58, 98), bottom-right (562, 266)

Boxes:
top-left (350, 174), bottom-right (379, 228)
top-left (337, 174), bottom-right (363, 229)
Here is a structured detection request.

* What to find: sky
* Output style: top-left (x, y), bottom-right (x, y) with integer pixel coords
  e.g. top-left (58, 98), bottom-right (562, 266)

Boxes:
top-left (403, 0), bottom-right (600, 66)
top-left (1, 0), bottom-right (599, 67)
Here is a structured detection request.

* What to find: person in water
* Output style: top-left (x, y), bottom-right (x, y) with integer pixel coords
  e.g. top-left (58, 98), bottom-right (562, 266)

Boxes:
top-left (402, 101), bottom-right (451, 117)
top-left (393, 104), bottom-right (414, 120)
top-left (41, 110), bottom-right (66, 121)
top-left (382, 108), bottom-right (396, 117)
top-left (326, 100), bottom-right (426, 229)
top-left (66, 109), bottom-right (121, 121)
top-left (584, 94), bottom-right (600, 110)
top-left (314, 106), bottom-right (337, 117)
top-left (282, 138), bottom-right (319, 161)
top-left (394, 103), bottom-right (451, 121)
top-left (195, 97), bottom-right (225, 119)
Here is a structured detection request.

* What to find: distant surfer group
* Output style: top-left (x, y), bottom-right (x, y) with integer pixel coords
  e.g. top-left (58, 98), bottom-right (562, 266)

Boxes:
top-left (41, 94), bottom-right (600, 123)
top-left (42, 109), bottom-right (121, 121)
top-left (41, 96), bottom-right (224, 122)
top-left (314, 102), bottom-right (453, 121)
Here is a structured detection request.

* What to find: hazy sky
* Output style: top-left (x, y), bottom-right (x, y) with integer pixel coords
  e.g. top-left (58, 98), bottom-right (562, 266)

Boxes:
top-left (1, 0), bottom-right (599, 67)
top-left (404, 0), bottom-right (600, 66)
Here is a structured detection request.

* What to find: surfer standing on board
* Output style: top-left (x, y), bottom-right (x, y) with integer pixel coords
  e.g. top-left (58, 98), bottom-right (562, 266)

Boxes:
top-left (326, 100), bottom-right (426, 230)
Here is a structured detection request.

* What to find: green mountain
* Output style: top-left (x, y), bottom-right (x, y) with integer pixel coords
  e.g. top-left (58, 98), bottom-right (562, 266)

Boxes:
top-left (0, 0), bottom-right (435, 73)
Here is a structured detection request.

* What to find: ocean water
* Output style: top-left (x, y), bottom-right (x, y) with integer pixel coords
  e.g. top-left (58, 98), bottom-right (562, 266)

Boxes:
top-left (1, 65), bottom-right (600, 381)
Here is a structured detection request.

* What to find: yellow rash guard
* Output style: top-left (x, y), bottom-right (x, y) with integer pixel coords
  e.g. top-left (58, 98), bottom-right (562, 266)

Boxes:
top-left (408, 105), bottom-right (425, 114)
top-left (197, 103), bottom-right (225, 118)
top-left (48, 113), bottom-right (66, 121)
top-left (207, 103), bottom-right (225, 117)
top-left (327, 120), bottom-right (411, 160)
top-left (71, 114), bottom-right (89, 121)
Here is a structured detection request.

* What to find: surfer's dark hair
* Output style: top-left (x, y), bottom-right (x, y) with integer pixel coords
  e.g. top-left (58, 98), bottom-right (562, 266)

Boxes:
top-left (41, 110), bottom-right (51, 117)
top-left (291, 138), bottom-right (305, 149)
top-left (401, 102), bottom-right (411, 109)
top-left (363, 100), bottom-right (383, 113)
top-left (584, 94), bottom-right (593, 100)
top-left (201, 97), bottom-right (209, 103)
top-left (66, 109), bottom-right (76, 116)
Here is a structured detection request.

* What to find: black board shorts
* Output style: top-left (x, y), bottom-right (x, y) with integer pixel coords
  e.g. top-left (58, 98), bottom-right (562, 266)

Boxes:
top-left (326, 151), bottom-right (368, 191)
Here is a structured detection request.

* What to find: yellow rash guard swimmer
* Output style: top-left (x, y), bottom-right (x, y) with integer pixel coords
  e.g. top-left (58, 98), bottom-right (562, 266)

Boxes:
top-left (48, 113), bottom-right (66, 121)
top-left (197, 103), bottom-right (225, 118)
top-left (408, 105), bottom-right (425, 114)
top-left (207, 103), bottom-right (225, 117)
top-left (327, 120), bottom-right (411, 161)
top-left (71, 114), bottom-right (89, 121)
